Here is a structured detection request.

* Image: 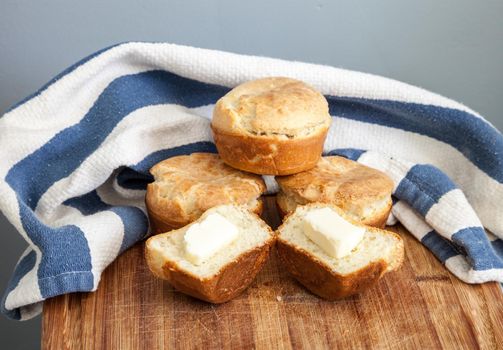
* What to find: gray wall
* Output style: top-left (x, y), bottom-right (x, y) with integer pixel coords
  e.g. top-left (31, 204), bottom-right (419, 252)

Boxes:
top-left (1, 0), bottom-right (502, 348)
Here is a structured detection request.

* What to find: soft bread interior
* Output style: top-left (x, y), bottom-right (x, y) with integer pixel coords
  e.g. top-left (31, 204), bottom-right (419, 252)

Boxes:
top-left (278, 204), bottom-right (402, 275)
top-left (147, 205), bottom-right (272, 279)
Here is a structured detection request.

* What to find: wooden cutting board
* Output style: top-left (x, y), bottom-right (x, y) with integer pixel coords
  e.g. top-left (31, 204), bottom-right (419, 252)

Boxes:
top-left (42, 196), bottom-right (503, 349)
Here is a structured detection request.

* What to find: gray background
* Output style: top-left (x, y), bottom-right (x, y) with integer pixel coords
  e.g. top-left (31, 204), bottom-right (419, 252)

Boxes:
top-left (1, 0), bottom-right (502, 348)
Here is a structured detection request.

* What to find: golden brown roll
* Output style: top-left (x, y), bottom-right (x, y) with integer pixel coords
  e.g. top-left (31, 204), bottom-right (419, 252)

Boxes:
top-left (146, 153), bottom-right (266, 234)
top-left (145, 205), bottom-right (275, 303)
top-left (276, 203), bottom-right (404, 300)
top-left (211, 77), bottom-right (332, 175)
top-left (276, 156), bottom-right (394, 228)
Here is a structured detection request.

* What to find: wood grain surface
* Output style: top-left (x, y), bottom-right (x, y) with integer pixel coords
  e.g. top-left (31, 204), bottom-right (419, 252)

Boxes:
top-left (42, 196), bottom-right (503, 349)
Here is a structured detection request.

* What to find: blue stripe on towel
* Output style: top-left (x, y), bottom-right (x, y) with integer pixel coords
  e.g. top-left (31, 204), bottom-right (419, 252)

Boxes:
top-left (65, 191), bottom-right (148, 252)
top-left (39, 271), bottom-right (94, 300)
top-left (116, 168), bottom-right (152, 190)
top-left (115, 141), bottom-right (217, 190)
top-left (17, 200), bottom-right (93, 298)
top-left (452, 227), bottom-right (503, 270)
top-left (326, 148), bottom-right (366, 161)
top-left (5, 71), bottom-right (229, 210)
top-left (327, 96), bottom-right (503, 183)
top-left (394, 164), bottom-right (456, 216)
top-left (421, 231), bottom-right (459, 263)
top-left (492, 239), bottom-right (503, 259)
top-left (64, 191), bottom-right (110, 215)
top-left (0, 250), bottom-right (37, 320)
top-left (114, 206), bottom-right (149, 252)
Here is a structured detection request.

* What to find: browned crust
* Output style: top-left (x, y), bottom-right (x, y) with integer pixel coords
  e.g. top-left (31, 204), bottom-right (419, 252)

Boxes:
top-left (211, 126), bottom-right (328, 175)
top-left (146, 202), bottom-right (178, 234)
top-left (276, 239), bottom-right (388, 300)
top-left (147, 197), bottom-right (264, 235)
top-left (275, 156), bottom-right (394, 202)
top-left (275, 156), bottom-right (394, 225)
top-left (211, 77), bottom-right (331, 137)
top-left (275, 196), bottom-right (287, 218)
top-left (145, 153), bottom-right (266, 234)
top-left (145, 211), bottom-right (276, 304)
top-left (275, 203), bottom-right (404, 300)
top-left (276, 194), bottom-right (392, 229)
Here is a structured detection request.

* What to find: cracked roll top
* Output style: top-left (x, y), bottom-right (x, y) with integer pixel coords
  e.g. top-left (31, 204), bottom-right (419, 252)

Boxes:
top-left (276, 156), bottom-right (394, 228)
top-left (146, 153), bottom-right (266, 234)
top-left (211, 77), bottom-right (332, 175)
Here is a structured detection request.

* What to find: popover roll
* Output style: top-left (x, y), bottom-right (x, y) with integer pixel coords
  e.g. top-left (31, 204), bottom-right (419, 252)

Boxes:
top-left (146, 153), bottom-right (266, 234)
top-left (276, 156), bottom-right (394, 228)
top-left (211, 77), bottom-right (332, 175)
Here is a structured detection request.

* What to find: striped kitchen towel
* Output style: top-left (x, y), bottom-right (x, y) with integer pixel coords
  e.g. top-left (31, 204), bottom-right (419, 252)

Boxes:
top-left (1, 42), bottom-right (502, 320)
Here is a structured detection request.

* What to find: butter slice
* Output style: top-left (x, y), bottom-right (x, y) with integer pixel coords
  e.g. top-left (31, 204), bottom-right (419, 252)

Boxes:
top-left (303, 207), bottom-right (365, 259)
top-left (184, 213), bottom-right (239, 265)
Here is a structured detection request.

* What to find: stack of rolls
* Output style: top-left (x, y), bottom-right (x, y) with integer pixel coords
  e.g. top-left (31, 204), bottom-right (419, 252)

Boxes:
top-left (145, 77), bottom-right (403, 303)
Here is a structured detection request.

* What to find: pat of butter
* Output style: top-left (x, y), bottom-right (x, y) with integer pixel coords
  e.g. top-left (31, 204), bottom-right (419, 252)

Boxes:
top-left (303, 207), bottom-right (365, 259)
top-left (184, 213), bottom-right (239, 265)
